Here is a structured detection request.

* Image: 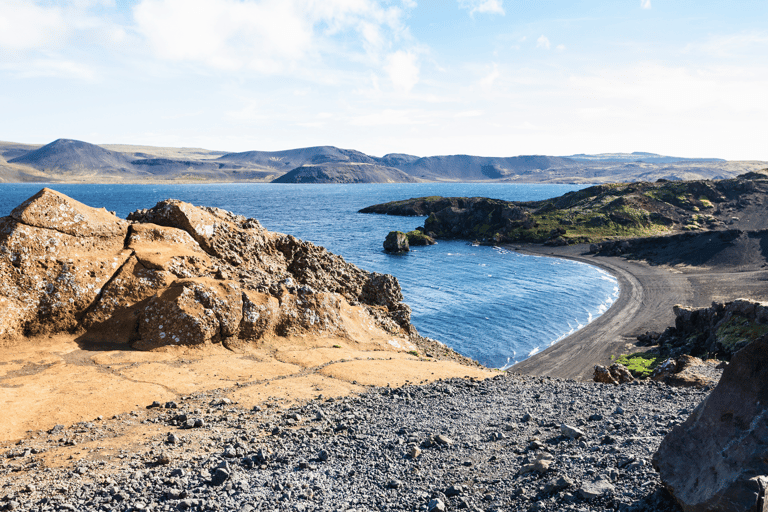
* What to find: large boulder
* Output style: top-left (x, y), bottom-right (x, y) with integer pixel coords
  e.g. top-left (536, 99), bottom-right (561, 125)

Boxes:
top-left (0, 189), bottom-right (131, 337)
top-left (383, 231), bottom-right (409, 253)
top-left (653, 334), bottom-right (768, 512)
top-left (0, 190), bottom-right (413, 348)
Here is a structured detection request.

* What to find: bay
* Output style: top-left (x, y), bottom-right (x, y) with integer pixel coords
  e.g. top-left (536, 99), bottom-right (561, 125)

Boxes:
top-left (0, 183), bottom-right (618, 369)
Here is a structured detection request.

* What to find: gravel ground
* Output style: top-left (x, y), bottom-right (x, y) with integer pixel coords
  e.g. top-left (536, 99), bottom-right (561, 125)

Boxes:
top-left (0, 373), bottom-right (716, 512)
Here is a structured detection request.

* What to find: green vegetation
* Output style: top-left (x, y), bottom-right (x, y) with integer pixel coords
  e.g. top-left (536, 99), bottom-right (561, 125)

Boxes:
top-left (715, 316), bottom-right (768, 350)
top-left (615, 352), bottom-right (666, 378)
top-left (405, 230), bottom-right (436, 245)
top-left (407, 350), bottom-right (419, 357)
top-left (370, 177), bottom-right (735, 245)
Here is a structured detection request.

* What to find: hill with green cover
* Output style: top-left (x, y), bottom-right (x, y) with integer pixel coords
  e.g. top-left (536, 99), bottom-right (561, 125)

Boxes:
top-left (360, 172), bottom-right (768, 245)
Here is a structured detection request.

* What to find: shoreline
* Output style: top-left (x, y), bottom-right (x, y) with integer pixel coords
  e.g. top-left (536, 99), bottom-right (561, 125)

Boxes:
top-left (506, 243), bottom-right (768, 381)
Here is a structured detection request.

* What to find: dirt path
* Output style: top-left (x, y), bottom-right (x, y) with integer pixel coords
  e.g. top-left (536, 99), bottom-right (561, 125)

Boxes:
top-left (508, 244), bottom-right (768, 381)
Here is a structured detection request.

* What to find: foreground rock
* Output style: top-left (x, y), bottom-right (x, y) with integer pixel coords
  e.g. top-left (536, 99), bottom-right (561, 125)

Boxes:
top-left (0, 189), bottom-right (413, 348)
top-left (653, 334), bottom-right (768, 512)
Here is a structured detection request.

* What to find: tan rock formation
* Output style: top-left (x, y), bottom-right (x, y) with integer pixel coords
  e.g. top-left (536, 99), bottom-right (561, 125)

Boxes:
top-left (0, 189), bottom-right (413, 350)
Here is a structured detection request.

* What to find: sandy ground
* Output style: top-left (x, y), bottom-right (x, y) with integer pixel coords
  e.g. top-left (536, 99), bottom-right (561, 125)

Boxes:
top-left (510, 243), bottom-right (768, 381)
top-left (0, 331), bottom-right (495, 445)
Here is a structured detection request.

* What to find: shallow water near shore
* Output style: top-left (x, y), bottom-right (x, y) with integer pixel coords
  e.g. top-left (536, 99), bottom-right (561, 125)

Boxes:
top-left (0, 183), bottom-right (618, 368)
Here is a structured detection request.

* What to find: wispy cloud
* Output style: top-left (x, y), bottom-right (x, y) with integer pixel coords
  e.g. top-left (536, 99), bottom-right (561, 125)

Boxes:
top-left (641, 0), bottom-right (651, 9)
top-left (536, 35), bottom-right (551, 49)
top-left (458, 0), bottom-right (505, 17)
top-left (133, 0), bottom-right (417, 76)
top-left (0, 0), bottom-right (66, 50)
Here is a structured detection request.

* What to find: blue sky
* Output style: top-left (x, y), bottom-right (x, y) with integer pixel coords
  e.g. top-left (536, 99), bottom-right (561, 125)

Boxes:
top-left (1, 0), bottom-right (767, 159)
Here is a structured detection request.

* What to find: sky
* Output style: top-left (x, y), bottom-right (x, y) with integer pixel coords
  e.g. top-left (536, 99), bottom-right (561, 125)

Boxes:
top-left (1, 0), bottom-right (767, 160)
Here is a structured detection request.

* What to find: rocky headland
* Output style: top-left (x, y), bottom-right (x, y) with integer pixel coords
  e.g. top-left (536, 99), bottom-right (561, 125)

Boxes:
top-left (361, 171), bottom-right (768, 245)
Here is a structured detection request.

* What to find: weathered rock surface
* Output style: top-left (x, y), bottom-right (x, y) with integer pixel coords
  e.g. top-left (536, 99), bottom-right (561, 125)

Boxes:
top-left (383, 231), bottom-right (409, 253)
top-left (643, 299), bottom-right (768, 360)
top-left (0, 189), bottom-right (413, 348)
top-left (593, 363), bottom-right (634, 385)
top-left (653, 334), bottom-right (768, 512)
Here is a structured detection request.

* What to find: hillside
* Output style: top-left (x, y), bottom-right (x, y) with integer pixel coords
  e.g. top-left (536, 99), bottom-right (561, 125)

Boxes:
top-left (1, 138), bottom-right (766, 184)
top-left (361, 171), bottom-right (768, 245)
top-left (9, 138), bottom-right (133, 173)
top-left (272, 163), bottom-right (420, 184)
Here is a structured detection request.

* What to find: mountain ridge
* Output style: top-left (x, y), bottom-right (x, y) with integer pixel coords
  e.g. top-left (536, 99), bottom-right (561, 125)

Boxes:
top-left (1, 138), bottom-right (765, 184)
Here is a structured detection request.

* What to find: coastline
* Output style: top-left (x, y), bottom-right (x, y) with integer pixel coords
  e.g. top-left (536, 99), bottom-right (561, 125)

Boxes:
top-left (507, 243), bottom-right (768, 381)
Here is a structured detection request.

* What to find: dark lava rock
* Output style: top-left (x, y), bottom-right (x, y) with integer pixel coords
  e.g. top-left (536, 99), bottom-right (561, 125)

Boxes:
top-left (654, 334), bottom-right (768, 512)
top-left (383, 231), bottom-right (409, 253)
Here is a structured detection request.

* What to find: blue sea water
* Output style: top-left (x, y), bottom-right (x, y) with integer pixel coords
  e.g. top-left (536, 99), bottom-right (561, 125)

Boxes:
top-left (0, 183), bottom-right (619, 369)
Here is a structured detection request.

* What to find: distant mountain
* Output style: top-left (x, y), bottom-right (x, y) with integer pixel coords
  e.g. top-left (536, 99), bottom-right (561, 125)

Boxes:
top-left (9, 138), bottom-right (133, 172)
top-left (390, 154), bottom-right (576, 180)
top-left (218, 146), bottom-right (376, 169)
top-left (566, 152), bottom-right (726, 164)
top-left (272, 163), bottom-right (420, 184)
top-left (0, 138), bottom-right (762, 184)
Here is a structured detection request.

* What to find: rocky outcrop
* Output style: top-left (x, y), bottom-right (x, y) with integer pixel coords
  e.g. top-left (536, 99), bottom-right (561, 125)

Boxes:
top-left (643, 299), bottom-right (768, 360)
top-left (405, 230), bottom-right (436, 246)
top-left (649, 355), bottom-right (714, 388)
top-left (653, 334), bottom-right (768, 512)
top-left (0, 189), bottom-right (413, 348)
top-left (383, 231), bottom-right (409, 253)
top-left (361, 176), bottom-right (768, 245)
top-left (593, 363), bottom-right (634, 385)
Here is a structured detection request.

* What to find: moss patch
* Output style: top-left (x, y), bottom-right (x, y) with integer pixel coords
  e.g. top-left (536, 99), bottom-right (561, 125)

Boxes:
top-left (715, 317), bottom-right (768, 350)
top-left (615, 352), bottom-right (665, 378)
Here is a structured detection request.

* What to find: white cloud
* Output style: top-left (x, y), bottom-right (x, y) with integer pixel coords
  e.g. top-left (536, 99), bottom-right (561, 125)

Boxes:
top-left (133, 0), bottom-right (416, 73)
top-left (0, 0), bottom-right (66, 50)
top-left (385, 50), bottom-right (420, 91)
top-left (458, 0), bottom-right (505, 17)
top-left (536, 35), bottom-right (551, 49)
top-left (556, 44), bottom-right (566, 51)
top-left (641, 0), bottom-right (651, 9)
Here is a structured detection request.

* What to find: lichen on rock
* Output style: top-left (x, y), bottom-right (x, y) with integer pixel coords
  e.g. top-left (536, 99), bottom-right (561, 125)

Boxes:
top-left (0, 189), bottom-right (414, 350)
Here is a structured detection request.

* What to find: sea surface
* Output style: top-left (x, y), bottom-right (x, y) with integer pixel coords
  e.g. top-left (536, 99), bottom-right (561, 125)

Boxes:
top-left (0, 183), bottom-right (619, 369)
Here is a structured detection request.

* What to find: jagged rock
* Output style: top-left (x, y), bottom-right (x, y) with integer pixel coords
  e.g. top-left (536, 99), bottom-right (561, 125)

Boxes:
top-left (654, 299), bottom-right (768, 360)
top-left (0, 188), bottom-right (131, 338)
top-left (135, 278), bottom-right (243, 350)
top-left (560, 424), bottom-right (585, 439)
top-left (0, 190), bottom-right (413, 348)
top-left (593, 363), bottom-right (634, 385)
top-left (650, 355), bottom-right (714, 388)
top-left (654, 334), bottom-right (768, 512)
top-left (593, 365), bottom-right (617, 385)
top-left (405, 230), bottom-right (436, 246)
top-left (383, 231), bottom-right (409, 253)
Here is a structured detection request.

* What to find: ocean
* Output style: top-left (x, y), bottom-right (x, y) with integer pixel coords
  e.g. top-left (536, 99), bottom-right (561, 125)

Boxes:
top-left (0, 183), bottom-right (618, 369)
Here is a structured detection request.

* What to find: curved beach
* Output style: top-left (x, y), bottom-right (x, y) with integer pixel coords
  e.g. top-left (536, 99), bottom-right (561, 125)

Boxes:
top-left (509, 243), bottom-right (768, 381)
